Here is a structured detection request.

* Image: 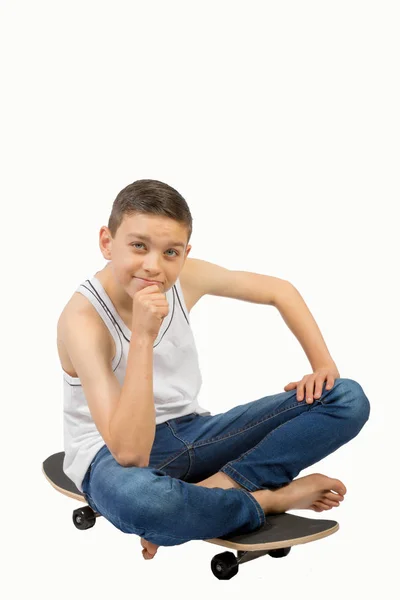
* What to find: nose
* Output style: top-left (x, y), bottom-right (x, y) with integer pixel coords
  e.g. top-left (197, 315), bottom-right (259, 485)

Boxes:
top-left (142, 268), bottom-right (162, 281)
top-left (140, 255), bottom-right (163, 280)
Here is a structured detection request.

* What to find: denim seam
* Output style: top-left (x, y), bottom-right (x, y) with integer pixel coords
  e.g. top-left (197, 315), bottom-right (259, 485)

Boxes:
top-left (237, 488), bottom-right (266, 528)
top-left (219, 406), bottom-right (321, 491)
top-left (183, 401), bottom-right (315, 484)
top-left (220, 465), bottom-right (262, 492)
top-left (156, 422), bottom-right (192, 463)
top-left (192, 400), bottom-right (308, 449)
top-left (151, 421), bottom-right (196, 474)
top-left (153, 421), bottom-right (193, 472)
top-left (155, 397), bottom-right (315, 472)
top-left (154, 448), bottom-right (190, 472)
top-left (165, 420), bottom-right (193, 448)
top-left (223, 413), bottom-right (310, 469)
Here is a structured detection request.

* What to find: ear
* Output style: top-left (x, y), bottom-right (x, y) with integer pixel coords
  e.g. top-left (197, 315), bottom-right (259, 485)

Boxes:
top-left (99, 226), bottom-right (113, 260)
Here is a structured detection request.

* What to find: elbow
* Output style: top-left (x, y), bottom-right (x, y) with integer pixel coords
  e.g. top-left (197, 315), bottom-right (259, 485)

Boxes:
top-left (273, 280), bottom-right (297, 308)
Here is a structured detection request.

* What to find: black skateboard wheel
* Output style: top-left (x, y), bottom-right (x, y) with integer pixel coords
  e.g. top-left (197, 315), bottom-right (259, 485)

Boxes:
top-left (211, 551), bottom-right (239, 580)
top-left (72, 506), bottom-right (96, 530)
top-left (269, 546), bottom-right (291, 558)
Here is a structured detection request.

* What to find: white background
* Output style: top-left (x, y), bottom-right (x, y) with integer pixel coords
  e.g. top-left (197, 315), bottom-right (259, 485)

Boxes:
top-left (1, 0), bottom-right (399, 597)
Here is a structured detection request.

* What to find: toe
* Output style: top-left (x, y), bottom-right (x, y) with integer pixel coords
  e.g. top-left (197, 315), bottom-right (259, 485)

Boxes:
top-left (322, 498), bottom-right (340, 508)
top-left (314, 501), bottom-right (332, 511)
top-left (332, 480), bottom-right (347, 495)
top-left (325, 491), bottom-right (344, 502)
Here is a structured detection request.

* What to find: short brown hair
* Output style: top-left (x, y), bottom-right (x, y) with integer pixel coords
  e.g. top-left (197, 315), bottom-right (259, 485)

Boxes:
top-left (108, 179), bottom-right (193, 244)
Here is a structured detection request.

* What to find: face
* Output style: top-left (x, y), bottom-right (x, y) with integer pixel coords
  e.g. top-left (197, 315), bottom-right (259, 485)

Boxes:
top-left (99, 213), bottom-right (192, 300)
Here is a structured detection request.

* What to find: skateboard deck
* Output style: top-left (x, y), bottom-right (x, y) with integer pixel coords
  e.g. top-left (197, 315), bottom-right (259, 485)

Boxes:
top-left (43, 451), bottom-right (339, 579)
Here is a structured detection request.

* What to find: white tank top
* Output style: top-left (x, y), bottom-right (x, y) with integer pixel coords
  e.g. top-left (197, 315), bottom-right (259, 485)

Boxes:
top-left (62, 274), bottom-right (211, 492)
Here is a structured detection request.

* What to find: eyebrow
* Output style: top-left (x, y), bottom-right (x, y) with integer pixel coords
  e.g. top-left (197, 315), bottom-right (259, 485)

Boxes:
top-left (125, 233), bottom-right (186, 248)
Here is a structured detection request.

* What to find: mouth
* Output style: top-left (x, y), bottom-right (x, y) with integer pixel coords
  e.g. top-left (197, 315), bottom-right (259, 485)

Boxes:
top-left (135, 277), bottom-right (161, 283)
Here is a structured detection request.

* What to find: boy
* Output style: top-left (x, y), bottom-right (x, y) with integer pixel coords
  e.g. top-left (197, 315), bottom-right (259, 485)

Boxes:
top-left (57, 179), bottom-right (370, 559)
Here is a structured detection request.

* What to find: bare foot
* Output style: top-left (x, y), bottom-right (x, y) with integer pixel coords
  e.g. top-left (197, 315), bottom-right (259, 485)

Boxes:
top-left (139, 473), bottom-right (345, 557)
top-left (141, 537), bottom-right (159, 560)
top-left (251, 473), bottom-right (347, 515)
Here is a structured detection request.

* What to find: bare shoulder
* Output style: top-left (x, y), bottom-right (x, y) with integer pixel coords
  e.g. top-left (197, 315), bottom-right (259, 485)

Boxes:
top-left (57, 291), bottom-right (94, 333)
top-left (57, 292), bottom-right (114, 376)
top-left (179, 256), bottom-right (231, 298)
top-left (58, 292), bottom-right (112, 342)
top-left (178, 257), bottom-right (212, 310)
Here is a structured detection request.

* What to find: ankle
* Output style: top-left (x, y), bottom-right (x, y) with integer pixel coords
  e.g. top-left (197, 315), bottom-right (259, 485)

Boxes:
top-left (195, 471), bottom-right (246, 490)
top-left (250, 489), bottom-right (268, 512)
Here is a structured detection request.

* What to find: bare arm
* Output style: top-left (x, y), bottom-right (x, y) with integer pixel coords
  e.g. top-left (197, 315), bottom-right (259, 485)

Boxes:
top-left (109, 332), bottom-right (155, 467)
top-left (61, 310), bottom-right (156, 468)
top-left (63, 284), bottom-right (166, 468)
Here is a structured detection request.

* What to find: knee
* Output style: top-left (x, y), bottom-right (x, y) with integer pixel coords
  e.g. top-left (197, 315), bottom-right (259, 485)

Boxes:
top-left (112, 468), bottom-right (182, 532)
top-left (329, 377), bottom-right (371, 429)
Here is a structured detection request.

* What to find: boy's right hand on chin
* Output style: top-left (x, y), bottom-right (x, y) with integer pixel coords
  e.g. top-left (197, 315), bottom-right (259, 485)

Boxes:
top-left (130, 283), bottom-right (169, 342)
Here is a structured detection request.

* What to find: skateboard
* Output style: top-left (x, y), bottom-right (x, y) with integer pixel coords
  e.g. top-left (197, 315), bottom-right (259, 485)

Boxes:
top-left (43, 451), bottom-right (339, 580)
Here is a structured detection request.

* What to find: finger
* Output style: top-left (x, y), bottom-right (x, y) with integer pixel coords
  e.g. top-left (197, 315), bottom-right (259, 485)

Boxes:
top-left (313, 377), bottom-right (325, 399)
top-left (326, 376), bottom-right (335, 390)
top-left (297, 383), bottom-right (305, 401)
top-left (306, 378), bottom-right (316, 404)
top-left (284, 382), bottom-right (295, 390)
top-left (298, 376), bottom-right (311, 401)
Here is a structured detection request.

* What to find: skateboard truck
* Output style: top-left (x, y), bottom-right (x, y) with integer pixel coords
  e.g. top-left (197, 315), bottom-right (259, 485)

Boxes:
top-left (211, 545), bottom-right (292, 580)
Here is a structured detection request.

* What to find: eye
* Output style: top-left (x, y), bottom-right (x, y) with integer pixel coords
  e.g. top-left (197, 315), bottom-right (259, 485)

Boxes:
top-left (130, 243), bottom-right (179, 257)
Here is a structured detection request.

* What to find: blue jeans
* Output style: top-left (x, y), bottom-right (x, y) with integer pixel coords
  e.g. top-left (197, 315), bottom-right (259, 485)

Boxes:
top-left (81, 377), bottom-right (370, 547)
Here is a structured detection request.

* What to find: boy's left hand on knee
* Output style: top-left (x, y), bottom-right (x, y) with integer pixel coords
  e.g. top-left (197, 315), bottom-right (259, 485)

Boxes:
top-left (284, 366), bottom-right (340, 404)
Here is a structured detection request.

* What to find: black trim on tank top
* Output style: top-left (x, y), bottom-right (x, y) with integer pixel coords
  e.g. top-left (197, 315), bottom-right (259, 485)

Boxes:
top-left (63, 287), bottom-right (123, 387)
top-left (175, 285), bottom-right (190, 326)
top-left (83, 279), bottom-right (188, 347)
top-left (82, 282), bottom-right (124, 362)
top-left (64, 280), bottom-right (190, 387)
top-left (82, 282), bottom-right (128, 341)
